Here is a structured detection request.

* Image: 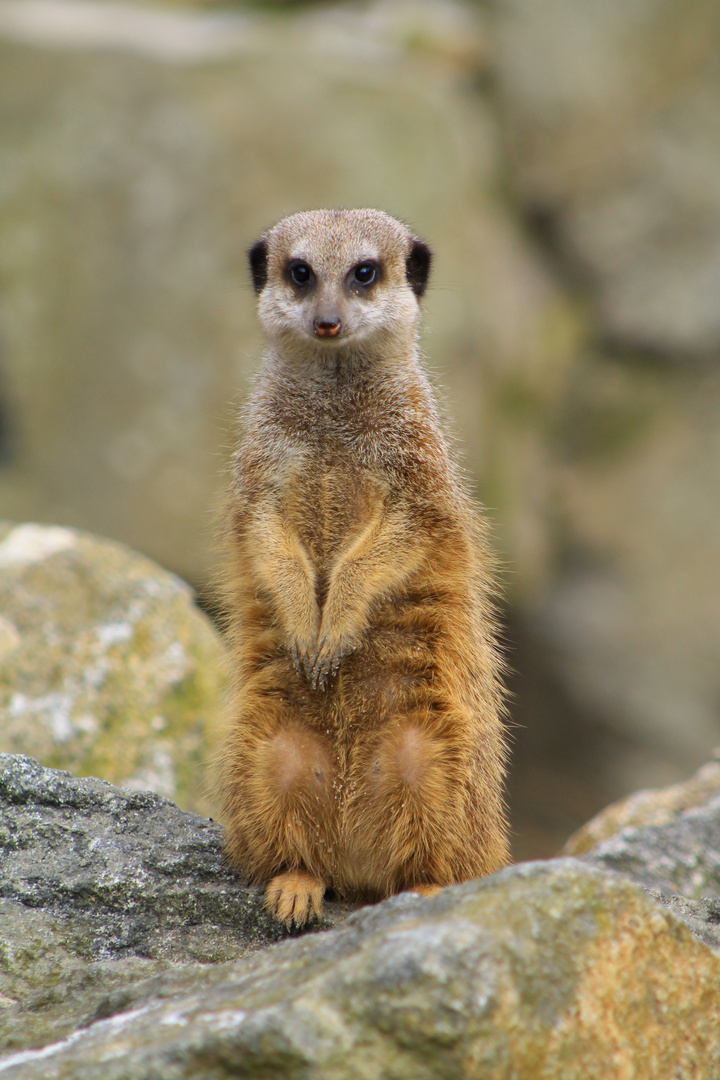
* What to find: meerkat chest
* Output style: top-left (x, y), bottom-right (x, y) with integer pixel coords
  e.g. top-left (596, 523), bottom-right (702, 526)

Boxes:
top-left (280, 451), bottom-right (387, 566)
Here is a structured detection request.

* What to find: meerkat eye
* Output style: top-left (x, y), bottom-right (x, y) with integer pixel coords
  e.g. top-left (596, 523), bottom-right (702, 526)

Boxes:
top-left (351, 261), bottom-right (379, 287)
top-left (287, 260), bottom-right (314, 288)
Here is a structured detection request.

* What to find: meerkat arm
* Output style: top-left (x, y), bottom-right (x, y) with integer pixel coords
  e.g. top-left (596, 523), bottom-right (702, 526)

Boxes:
top-left (310, 509), bottom-right (425, 687)
top-left (250, 509), bottom-right (320, 670)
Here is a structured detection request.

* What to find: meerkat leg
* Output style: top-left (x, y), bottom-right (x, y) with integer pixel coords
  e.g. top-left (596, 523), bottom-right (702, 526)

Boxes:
top-left (344, 718), bottom-right (481, 897)
top-left (248, 509), bottom-right (321, 677)
top-left (220, 702), bottom-right (336, 925)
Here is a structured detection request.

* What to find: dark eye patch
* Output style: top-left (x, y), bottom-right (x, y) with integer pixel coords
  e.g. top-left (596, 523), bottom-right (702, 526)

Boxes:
top-left (349, 260), bottom-right (381, 289)
top-left (285, 260), bottom-right (315, 289)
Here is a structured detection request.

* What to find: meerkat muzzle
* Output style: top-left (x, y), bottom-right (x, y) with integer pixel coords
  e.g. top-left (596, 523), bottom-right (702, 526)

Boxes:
top-left (314, 318), bottom-right (342, 338)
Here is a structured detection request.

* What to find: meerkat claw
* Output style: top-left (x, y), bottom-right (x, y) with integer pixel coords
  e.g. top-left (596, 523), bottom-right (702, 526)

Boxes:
top-left (287, 642), bottom-right (307, 677)
top-left (309, 651), bottom-right (338, 692)
top-left (302, 654), bottom-right (315, 683)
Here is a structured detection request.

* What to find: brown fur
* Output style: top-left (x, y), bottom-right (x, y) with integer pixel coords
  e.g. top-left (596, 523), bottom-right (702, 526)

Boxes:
top-left (215, 209), bottom-right (509, 927)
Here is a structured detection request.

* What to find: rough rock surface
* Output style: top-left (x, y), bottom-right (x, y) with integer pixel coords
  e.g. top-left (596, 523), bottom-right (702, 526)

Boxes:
top-left (2, 753), bottom-right (720, 1077)
top-left (563, 758), bottom-right (720, 953)
top-left (0, 522), bottom-right (226, 814)
top-left (0, 754), bottom-right (353, 1054)
top-left (569, 757), bottom-right (720, 898)
top-left (2, 859), bottom-right (718, 1079)
top-left (583, 798), bottom-right (720, 910)
top-left (565, 758), bottom-right (720, 856)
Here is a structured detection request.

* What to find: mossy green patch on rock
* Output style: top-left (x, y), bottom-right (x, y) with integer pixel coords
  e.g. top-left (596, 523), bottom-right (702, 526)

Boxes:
top-left (0, 522), bottom-right (226, 814)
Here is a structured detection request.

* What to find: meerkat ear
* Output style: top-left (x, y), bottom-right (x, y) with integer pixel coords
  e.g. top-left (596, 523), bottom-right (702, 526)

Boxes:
top-left (248, 238), bottom-right (268, 293)
top-left (406, 238), bottom-right (432, 298)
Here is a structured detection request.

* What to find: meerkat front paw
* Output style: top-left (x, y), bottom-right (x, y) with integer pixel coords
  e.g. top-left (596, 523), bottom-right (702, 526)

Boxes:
top-left (265, 870), bottom-right (325, 928)
top-left (308, 634), bottom-right (357, 690)
top-left (287, 638), bottom-right (318, 681)
top-left (285, 614), bottom-right (321, 681)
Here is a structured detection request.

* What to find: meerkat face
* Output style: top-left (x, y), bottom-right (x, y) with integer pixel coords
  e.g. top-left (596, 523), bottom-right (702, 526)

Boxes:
top-left (248, 209), bottom-right (431, 359)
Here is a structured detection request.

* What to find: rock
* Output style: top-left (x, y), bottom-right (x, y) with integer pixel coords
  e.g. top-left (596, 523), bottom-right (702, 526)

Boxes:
top-left (0, 523), bottom-right (226, 813)
top-left (648, 892), bottom-right (720, 956)
top-left (583, 798), bottom-right (720, 901)
top-left (0, 754), bottom-right (354, 1053)
top-left (564, 755), bottom-right (720, 949)
top-left (1, 854), bottom-right (719, 1077)
top-left (2, 753), bottom-right (720, 1076)
top-left (494, 0), bottom-right (720, 360)
top-left (562, 757), bottom-right (720, 905)
top-left (565, 757), bottom-right (720, 855)
top-left (578, 786), bottom-right (720, 953)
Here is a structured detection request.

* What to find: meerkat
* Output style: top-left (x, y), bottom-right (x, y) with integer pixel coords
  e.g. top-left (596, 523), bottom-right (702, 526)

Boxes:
top-left (216, 208), bottom-right (509, 928)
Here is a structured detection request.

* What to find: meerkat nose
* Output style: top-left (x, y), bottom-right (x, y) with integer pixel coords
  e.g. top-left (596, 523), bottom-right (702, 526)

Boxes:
top-left (314, 318), bottom-right (342, 338)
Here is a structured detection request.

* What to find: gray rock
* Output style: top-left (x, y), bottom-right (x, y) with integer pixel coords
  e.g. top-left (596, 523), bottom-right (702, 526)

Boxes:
top-left (494, 0), bottom-right (720, 359)
top-left (570, 759), bottom-right (720, 948)
top-left (584, 796), bottom-right (720, 899)
top-left (573, 757), bottom-right (720, 903)
top-left (0, 522), bottom-right (226, 814)
top-left (648, 892), bottom-right (720, 955)
top-left (0, 754), bottom-right (353, 1052)
top-left (564, 758), bottom-right (720, 855)
top-left (1, 855), bottom-right (718, 1078)
top-left (2, 753), bottom-right (720, 1077)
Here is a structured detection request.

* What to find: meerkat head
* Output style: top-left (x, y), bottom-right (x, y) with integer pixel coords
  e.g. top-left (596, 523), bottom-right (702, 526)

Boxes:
top-left (247, 209), bottom-right (432, 361)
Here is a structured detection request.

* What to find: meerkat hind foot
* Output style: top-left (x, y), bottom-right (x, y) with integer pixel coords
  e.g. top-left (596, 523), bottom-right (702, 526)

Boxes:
top-left (265, 870), bottom-right (325, 928)
top-left (405, 883), bottom-right (443, 898)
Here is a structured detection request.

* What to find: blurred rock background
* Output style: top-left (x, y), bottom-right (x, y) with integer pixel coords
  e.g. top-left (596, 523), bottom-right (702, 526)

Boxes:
top-left (0, 0), bottom-right (718, 859)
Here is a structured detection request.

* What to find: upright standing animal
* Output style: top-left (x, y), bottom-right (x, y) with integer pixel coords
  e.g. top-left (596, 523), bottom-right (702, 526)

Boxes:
top-left (217, 208), bottom-right (509, 927)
